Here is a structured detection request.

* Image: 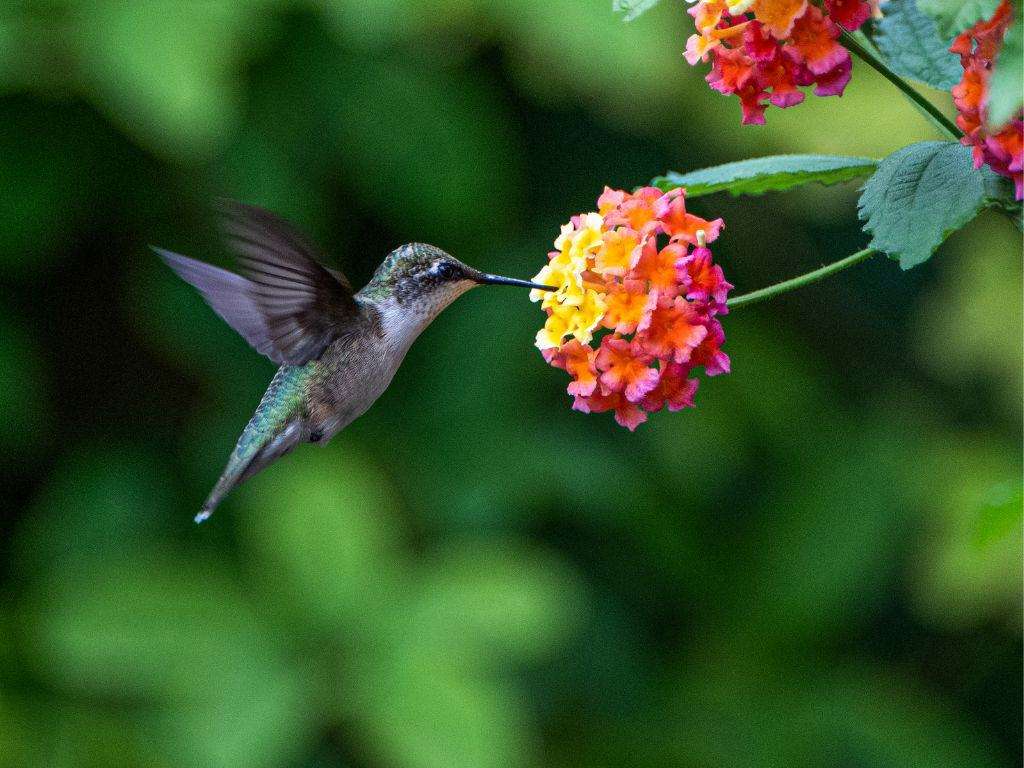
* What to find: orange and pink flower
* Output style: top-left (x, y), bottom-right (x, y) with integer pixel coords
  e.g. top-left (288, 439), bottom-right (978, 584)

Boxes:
top-left (684, 0), bottom-right (867, 124)
top-left (951, 0), bottom-right (1023, 199)
top-left (533, 187), bottom-right (731, 430)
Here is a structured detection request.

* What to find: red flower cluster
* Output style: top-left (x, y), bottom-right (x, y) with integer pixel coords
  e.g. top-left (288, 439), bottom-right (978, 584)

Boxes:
top-left (534, 187), bottom-right (731, 431)
top-left (685, 0), bottom-right (869, 124)
top-left (951, 0), bottom-right (1023, 199)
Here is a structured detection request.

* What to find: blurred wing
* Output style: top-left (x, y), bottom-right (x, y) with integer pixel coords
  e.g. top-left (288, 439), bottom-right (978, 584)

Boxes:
top-left (217, 200), bottom-right (357, 364)
top-left (154, 203), bottom-right (357, 366)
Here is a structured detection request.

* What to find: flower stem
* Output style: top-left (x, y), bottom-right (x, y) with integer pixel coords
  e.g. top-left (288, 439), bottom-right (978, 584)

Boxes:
top-left (727, 247), bottom-right (879, 309)
top-left (840, 30), bottom-right (963, 141)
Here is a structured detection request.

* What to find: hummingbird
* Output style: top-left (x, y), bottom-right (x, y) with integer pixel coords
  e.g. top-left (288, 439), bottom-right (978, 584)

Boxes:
top-left (154, 200), bottom-right (554, 523)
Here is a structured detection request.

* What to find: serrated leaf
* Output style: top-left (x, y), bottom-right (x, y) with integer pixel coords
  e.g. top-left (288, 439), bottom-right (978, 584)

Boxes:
top-left (652, 155), bottom-right (878, 198)
top-left (876, 0), bottom-right (962, 90)
top-left (857, 141), bottom-right (1001, 269)
top-left (612, 0), bottom-right (662, 21)
top-left (986, 6), bottom-right (1023, 129)
top-left (916, 0), bottom-right (1000, 37)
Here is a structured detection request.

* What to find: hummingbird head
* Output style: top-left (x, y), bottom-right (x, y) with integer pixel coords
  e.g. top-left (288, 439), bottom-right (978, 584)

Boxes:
top-left (362, 243), bottom-right (556, 347)
top-left (366, 243), bottom-right (555, 309)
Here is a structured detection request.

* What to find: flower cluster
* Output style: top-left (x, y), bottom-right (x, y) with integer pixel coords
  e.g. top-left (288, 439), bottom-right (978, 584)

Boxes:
top-left (532, 187), bottom-right (731, 430)
top-left (683, 0), bottom-right (871, 124)
top-left (951, 0), bottom-right (1023, 200)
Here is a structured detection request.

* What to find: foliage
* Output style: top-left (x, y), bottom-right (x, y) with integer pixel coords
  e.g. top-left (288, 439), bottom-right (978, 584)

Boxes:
top-left (652, 155), bottom-right (879, 197)
top-left (987, 4), bottom-right (1024, 127)
top-left (858, 141), bottom-right (1006, 268)
top-left (876, 0), bottom-right (964, 89)
top-left (612, 0), bottom-right (663, 21)
top-left (917, 0), bottom-right (1002, 35)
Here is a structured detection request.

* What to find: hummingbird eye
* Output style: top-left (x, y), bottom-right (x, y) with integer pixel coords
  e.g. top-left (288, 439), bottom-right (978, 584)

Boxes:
top-left (435, 262), bottom-right (459, 281)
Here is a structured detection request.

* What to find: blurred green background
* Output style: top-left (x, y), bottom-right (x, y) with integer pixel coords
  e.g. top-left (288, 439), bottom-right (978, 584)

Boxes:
top-left (0, 1), bottom-right (1020, 767)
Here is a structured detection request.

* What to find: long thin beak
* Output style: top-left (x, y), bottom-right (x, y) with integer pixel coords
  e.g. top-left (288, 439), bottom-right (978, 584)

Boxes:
top-left (478, 273), bottom-right (557, 291)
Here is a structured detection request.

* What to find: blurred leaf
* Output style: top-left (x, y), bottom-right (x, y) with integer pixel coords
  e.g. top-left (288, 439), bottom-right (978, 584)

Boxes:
top-left (986, 4), bottom-right (1023, 129)
top-left (238, 446), bottom-right (404, 632)
top-left (71, 2), bottom-right (257, 159)
top-left (33, 553), bottom-right (267, 695)
top-left (971, 480), bottom-right (1023, 547)
top-left (0, 694), bottom-right (27, 768)
top-left (858, 141), bottom-right (1003, 269)
top-left (909, 438), bottom-right (1022, 628)
top-left (495, 0), bottom-right (687, 117)
top-left (160, 666), bottom-right (314, 768)
top-left (876, 0), bottom-right (962, 90)
top-left (653, 155), bottom-right (878, 198)
top-left (612, 0), bottom-right (663, 21)
top-left (404, 540), bottom-right (584, 665)
top-left (353, 645), bottom-right (535, 768)
top-left (916, 0), bottom-right (1001, 37)
top-left (29, 552), bottom-right (313, 768)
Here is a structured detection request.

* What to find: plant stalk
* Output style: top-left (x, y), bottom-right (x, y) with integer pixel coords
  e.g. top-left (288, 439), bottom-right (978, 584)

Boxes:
top-left (727, 247), bottom-right (879, 309)
top-left (841, 30), bottom-right (963, 141)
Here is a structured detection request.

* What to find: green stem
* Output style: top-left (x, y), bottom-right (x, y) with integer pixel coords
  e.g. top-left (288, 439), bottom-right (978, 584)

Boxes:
top-left (727, 247), bottom-right (879, 309)
top-left (841, 30), bottom-right (963, 141)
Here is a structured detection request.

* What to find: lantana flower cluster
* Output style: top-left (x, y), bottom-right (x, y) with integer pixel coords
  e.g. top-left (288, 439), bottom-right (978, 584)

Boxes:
top-left (683, 0), bottom-right (872, 124)
top-left (531, 187), bottom-right (731, 431)
top-left (951, 0), bottom-right (1023, 199)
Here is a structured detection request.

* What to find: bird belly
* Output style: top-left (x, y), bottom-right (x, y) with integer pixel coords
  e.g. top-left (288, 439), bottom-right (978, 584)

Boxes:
top-left (305, 338), bottom-right (403, 443)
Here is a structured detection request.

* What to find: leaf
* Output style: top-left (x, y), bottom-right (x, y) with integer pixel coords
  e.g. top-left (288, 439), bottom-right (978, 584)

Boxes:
top-left (652, 155), bottom-right (878, 198)
top-left (876, 0), bottom-right (962, 90)
top-left (916, 0), bottom-right (1000, 37)
top-left (858, 141), bottom-right (1003, 269)
top-left (612, 0), bottom-right (663, 21)
top-left (986, 4), bottom-right (1023, 129)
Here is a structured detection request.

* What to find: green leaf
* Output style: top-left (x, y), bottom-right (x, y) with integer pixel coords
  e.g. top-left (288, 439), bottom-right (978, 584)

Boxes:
top-left (876, 0), bottom-right (962, 90)
top-left (916, 0), bottom-right (1000, 37)
top-left (612, 0), bottom-right (662, 21)
top-left (857, 140), bottom-right (1003, 269)
top-left (652, 155), bottom-right (878, 198)
top-left (986, 5), bottom-right (1023, 129)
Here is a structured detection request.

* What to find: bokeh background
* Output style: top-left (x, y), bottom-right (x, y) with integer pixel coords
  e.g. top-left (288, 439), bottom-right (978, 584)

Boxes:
top-left (0, 1), bottom-right (1020, 766)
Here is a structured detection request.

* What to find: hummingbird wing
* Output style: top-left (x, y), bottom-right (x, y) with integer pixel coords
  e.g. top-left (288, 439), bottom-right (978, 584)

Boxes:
top-left (215, 200), bottom-right (358, 365)
top-left (154, 202), bottom-right (358, 366)
top-left (154, 247), bottom-right (289, 362)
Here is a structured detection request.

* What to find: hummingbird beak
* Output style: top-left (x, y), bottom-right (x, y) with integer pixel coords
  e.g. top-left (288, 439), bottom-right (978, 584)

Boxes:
top-left (477, 273), bottom-right (557, 292)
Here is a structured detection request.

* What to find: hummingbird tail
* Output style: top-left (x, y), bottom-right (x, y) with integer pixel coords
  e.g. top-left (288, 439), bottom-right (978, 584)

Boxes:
top-left (193, 365), bottom-right (311, 523)
top-left (195, 417), bottom-right (305, 524)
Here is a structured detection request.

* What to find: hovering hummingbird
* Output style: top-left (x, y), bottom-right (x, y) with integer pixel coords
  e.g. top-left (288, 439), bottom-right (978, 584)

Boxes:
top-left (155, 200), bottom-right (554, 523)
